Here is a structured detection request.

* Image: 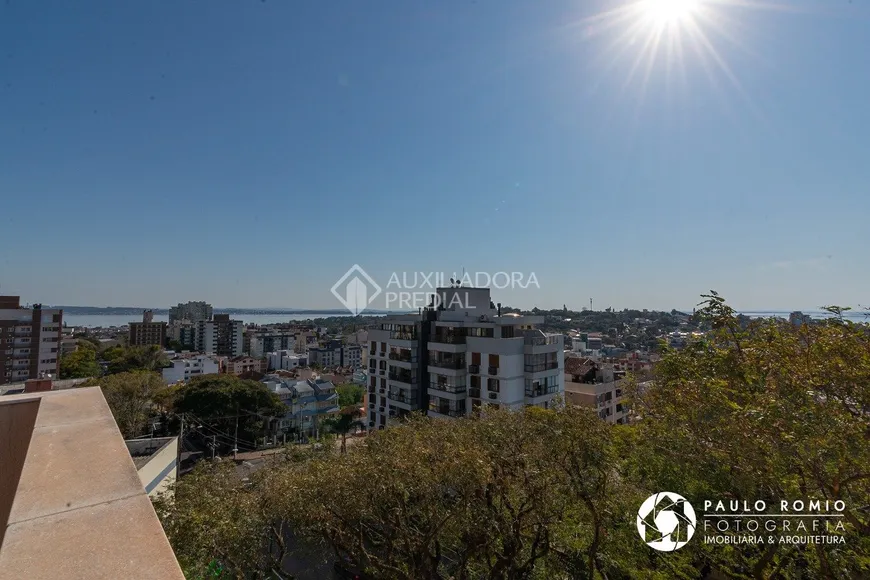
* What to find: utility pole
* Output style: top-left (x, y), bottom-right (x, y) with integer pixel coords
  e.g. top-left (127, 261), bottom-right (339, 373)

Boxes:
top-left (211, 435), bottom-right (216, 460)
top-left (233, 413), bottom-right (239, 459)
top-left (176, 413), bottom-right (184, 474)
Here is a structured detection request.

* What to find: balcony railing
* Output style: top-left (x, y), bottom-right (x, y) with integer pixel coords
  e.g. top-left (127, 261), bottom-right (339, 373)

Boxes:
top-left (389, 391), bottom-right (415, 404)
top-left (428, 383), bottom-right (467, 394)
top-left (388, 352), bottom-right (415, 362)
top-left (430, 335), bottom-right (466, 344)
top-left (524, 362), bottom-right (559, 373)
top-left (429, 359), bottom-right (465, 370)
top-left (429, 407), bottom-right (466, 417)
top-left (525, 385), bottom-right (560, 398)
top-left (525, 334), bottom-right (561, 346)
top-left (389, 373), bottom-right (416, 384)
top-left (390, 332), bottom-right (417, 341)
top-left (468, 388), bottom-right (481, 398)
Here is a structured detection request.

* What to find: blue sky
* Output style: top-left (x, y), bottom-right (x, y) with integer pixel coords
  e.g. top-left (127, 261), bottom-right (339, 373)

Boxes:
top-left (1, 0), bottom-right (868, 311)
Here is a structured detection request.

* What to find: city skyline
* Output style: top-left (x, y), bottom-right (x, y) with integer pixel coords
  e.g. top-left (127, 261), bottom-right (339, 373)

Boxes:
top-left (2, 0), bottom-right (869, 310)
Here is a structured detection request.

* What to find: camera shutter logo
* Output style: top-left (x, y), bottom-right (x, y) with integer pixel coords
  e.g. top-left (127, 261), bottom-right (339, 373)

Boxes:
top-left (636, 492), bottom-right (696, 551)
top-left (331, 265), bottom-right (382, 315)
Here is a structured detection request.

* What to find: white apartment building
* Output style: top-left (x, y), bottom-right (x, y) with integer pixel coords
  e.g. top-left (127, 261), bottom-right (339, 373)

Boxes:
top-left (250, 331), bottom-right (299, 358)
top-left (195, 315), bottom-right (243, 357)
top-left (365, 287), bottom-right (564, 430)
top-left (162, 354), bottom-right (220, 384)
top-left (266, 350), bottom-right (308, 371)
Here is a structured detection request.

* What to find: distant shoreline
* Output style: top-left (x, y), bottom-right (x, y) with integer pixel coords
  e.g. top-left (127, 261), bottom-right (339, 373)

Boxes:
top-left (50, 307), bottom-right (408, 316)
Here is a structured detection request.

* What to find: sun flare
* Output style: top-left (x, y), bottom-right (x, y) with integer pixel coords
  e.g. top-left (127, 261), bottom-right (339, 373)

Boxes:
top-left (640, 0), bottom-right (700, 26)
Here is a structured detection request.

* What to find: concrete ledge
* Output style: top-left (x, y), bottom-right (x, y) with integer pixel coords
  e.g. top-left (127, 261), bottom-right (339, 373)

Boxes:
top-left (0, 387), bottom-right (184, 579)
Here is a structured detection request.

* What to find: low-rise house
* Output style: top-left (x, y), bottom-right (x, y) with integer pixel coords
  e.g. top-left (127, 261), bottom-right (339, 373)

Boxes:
top-left (261, 376), bottom-right (341, 438)
top-left (223, 355), bottom-right (265, 377)
top-left (267, 350), bottom-right (308, 371)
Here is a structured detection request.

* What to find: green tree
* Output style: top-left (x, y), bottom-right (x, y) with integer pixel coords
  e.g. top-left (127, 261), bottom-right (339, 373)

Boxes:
top-left (80, 371), bottom-right (166, 438)
top-left (102, 344), bottom-right (169, 374)
top-left (153, 461), bottom-right (285, 579)
top-left (335, 383), bottom-right (364, 407)
top-left (59, 347), bottom-right (101, 379)
top-left (172, 374), bottom-right (286, 446)
top-left (626, 292), bottom-right (870, 578)
top-left (321, 406), bottom-right (363, 453)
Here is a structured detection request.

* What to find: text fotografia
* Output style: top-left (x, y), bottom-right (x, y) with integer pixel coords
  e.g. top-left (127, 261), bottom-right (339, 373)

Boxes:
top-left (701, 499), bottom-right (847, 545)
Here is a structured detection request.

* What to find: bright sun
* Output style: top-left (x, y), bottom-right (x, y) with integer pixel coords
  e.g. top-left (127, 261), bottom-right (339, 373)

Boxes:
top-left (640, 0), bottom-right (700, 25)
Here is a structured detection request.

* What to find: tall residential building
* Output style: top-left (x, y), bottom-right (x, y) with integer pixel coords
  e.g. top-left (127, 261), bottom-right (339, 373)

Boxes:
top-left (167, 320), bottom-right (196, 350)
top-left (365, 287), bottom-right (564, 431)
top-left (0, 297), bottom-right (63, 385)
top-left (168, 301), bottom-right (213, 323)
top-left (195, 314), bottom-right (243, 357)
top-left (249, 330), bottom-right (299, 358)
top-left (129, 310), bottom-right (168, 347)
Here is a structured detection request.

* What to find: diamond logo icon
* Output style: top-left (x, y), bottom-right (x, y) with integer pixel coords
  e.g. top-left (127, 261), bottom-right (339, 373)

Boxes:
top-left (331, 265), bottom-right (382, 315)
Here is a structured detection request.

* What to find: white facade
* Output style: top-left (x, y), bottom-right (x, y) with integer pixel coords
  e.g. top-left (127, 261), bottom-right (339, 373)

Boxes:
top-left (366, 287), bottom-right (564, 430)
top-left (266, 350), bottom-right (308, 371)
top-left (162, 355), bottom-right (220, 384)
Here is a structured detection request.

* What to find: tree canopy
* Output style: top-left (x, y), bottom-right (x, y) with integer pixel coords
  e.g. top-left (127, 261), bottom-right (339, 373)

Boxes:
top-left (59, 346), bottom-right (102, 379)
top-left (155, 294), bottom-right (869, 579)
top-left (171, 374), bottom-right (286, 446)
top-left (80, 371), bottom-right (166, 438)
top-left (102, 344), bottom-right (169, 374)
top-left (336, 383), bottom-right (365, 407)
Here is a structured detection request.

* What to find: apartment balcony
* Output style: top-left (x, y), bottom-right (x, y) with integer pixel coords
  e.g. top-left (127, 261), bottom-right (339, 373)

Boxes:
top-left (13, 328), bottom-right (31, 337)
top-left (388, 351), bottom-right (417, 369)
top-left (524, 362), bottom-right (560, 374)
top-left (429, 358), bottom-right (464, 370)
top-left (12, 352), bottom-right (31, 359)
top-left (524, 334), bottom-right (562, 354)
top-left (427, 383), bottom-right (467, 401)
top-left (387, 390), bottom-right (419, 411)
top-left (428, 335), bottom-right (467, 353)
top-left (12, 338), bottom-right (31, 347)
top-left (388, 373), bottom-right (416, 387)
top-left (427, 407), bottom-right (466, 419)
top-left (525, 386), bottom-right (560, 403)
